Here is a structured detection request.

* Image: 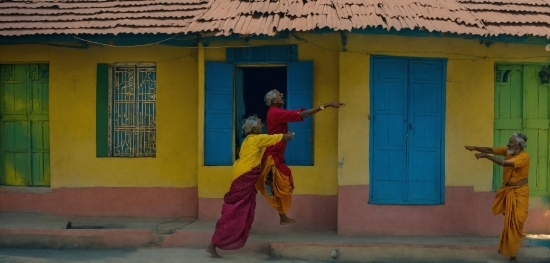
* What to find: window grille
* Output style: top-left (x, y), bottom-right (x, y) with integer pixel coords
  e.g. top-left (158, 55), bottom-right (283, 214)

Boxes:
top-left (108, 64), bottom-right (156, 157)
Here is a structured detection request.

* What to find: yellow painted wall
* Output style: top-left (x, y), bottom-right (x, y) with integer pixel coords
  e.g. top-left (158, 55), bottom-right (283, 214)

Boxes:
top-left (3, 32), bottom-right (548, 196)
top-left (0, 44), bottom-right (199, 188)
top-left (197, 34), bottom-right (342, 198)
top-left (337, 34), bottom-right (550, 192)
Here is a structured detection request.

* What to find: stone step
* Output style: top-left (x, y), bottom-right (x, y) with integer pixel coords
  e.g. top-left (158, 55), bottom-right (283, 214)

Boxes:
top-left (269, 242), bottom-right (550, 263)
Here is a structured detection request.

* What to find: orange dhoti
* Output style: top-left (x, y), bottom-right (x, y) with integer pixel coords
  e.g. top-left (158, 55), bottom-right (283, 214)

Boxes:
top-left (492, 184), bottom-right (529, 257)
top-left (256, 155), bottom-right (294, 214)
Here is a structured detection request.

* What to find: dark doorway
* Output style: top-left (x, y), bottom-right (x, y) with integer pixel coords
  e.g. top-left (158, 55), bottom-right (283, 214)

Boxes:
top-left (236, 66), bottom-right (287, 153)
top-left (242, 67), bottom-right (287, 121)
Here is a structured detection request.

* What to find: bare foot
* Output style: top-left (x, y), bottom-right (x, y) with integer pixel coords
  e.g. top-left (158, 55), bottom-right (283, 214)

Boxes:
top-left (498, 249), bottom-right (501, 254)
top-left (280, 218), bottom-right (296, 225)
top-left (206, 243), bottom-right (222, 258)
top-left (508, 256), bottom-right (517, 262)
top-left (279, 214), bottom-right (297, 225)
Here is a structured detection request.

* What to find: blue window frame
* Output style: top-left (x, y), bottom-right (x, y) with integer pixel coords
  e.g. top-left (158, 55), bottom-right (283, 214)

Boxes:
top-left (204, 45), bottom-right (313, 166)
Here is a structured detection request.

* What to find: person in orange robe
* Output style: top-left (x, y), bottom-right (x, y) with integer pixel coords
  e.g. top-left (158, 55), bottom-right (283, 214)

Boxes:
top-left (465, 133), bottom-right (530, 262)
top-left (257, 89), bottom-right (344, 225)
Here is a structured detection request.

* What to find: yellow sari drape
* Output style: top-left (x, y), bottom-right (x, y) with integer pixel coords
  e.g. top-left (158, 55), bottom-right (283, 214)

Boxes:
top-left (256, 155), bottom-right (294, 214)
top-left (492, 184), bottom-right (529, 257)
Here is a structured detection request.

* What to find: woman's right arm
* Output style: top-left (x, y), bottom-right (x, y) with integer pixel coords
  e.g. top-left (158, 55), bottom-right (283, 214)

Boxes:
top-left (281, 132), bottom-right (295, 141)
top-left (254, 133), bottom-right (295, 148)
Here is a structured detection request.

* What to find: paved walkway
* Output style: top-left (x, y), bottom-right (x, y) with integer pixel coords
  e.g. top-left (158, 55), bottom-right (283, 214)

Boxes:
top-left (0, 247), bottom-right (314, 263)
top-left (0, 212), bottom-right (549, 262)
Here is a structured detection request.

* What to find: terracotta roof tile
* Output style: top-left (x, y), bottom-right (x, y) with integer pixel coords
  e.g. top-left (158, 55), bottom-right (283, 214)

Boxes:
top-left (1, 0), bottom-right (549, 39)
top-left (2, 19), bottom-right (193, 30)
top-left (0, 0), bottom-right (209, 36)
top-left (459, 0), bottom-right (549, 5)
top-left (0, 11), bottom-right (204, 23)
top-left (461, 3), bottom-right (550, 12)
top-left (458, 0), bottom-right (550, 38)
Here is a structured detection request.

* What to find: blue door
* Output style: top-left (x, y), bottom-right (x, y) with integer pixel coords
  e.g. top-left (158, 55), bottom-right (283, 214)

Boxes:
top-left (285, 61), bottom-right (313, 165)
top-left (370, 57), bottom-right (446, 204)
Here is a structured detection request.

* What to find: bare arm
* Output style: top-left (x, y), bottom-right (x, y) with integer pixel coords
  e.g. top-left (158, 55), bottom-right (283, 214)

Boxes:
top-left (464, 146), bottom-right (494, 154)
top-left (281, 132), bottom-right (295, 141)
top-left (474, 152), bottom-right (513, 167)
top-left (300, 101), bottom-right (345, 118)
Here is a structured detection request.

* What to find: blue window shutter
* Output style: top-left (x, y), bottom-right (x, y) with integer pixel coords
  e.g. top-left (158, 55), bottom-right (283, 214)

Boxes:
top-left (235, 68), bottom-right (246, 148)
top-left (205, 62), bottom-right (234, 165)
top-left (285, 61), bottom-right (313, 165)
top-left (370, 57), bottom-right (408, 204)
top-left (407, 59), bottom-right (445, 204)
top-left (96, 64), bottom-right (109, 157)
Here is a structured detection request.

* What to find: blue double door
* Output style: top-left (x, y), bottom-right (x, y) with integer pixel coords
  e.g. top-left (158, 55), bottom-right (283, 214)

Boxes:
top-left (370, 57), bottom-right (446, 205)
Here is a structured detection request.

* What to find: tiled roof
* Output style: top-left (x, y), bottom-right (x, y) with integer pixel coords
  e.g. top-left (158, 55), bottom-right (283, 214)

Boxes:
top-left (458, 0), bottom-right (550, 38)
top-left (1, 0), bottom-right (549, 39)
top-left (0, 0), bottom-right (209, 36)
top-left (186, 0), bottom-right (487, 36)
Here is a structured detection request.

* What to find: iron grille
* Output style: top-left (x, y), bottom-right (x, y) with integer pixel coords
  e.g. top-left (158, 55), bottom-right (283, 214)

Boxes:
top-left (108, 64), bottom-right (156, 157)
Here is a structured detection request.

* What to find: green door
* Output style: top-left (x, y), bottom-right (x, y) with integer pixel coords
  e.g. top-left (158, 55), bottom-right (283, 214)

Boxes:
top-left (1, 64), bottom-right (50, 186)
top-left (494, 64), bottom-right (550, 196)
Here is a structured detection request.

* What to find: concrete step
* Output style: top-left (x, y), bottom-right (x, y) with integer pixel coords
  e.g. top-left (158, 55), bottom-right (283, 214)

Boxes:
top-left (1, 212), bottom-right (549, 262)
top-left (0, 228), bottom-right (157, 249)
top-left (3, 227), bottom-right (549, 262)
top-left (526, 234), bottom-right (550, 248)
top-left (269, 242), bottom-right (550, 263)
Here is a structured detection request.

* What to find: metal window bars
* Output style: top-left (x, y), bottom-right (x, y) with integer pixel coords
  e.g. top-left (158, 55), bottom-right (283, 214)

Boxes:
top-left (108, 63), bottom-right (156, 157)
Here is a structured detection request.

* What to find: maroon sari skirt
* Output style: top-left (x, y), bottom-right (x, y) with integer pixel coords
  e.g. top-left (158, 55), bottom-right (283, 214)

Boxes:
top-left (211, 167), bottom-right (260, 250)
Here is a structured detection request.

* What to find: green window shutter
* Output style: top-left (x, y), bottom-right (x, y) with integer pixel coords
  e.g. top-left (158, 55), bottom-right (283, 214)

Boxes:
top-left (96, 64), bottom-right (109, 157)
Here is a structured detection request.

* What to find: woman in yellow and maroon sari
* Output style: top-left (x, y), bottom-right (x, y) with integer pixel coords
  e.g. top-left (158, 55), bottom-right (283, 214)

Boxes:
top-left (206, 115), bottom-right (294, 258)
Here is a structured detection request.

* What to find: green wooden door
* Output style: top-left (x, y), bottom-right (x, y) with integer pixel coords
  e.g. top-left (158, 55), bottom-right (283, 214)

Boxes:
top-left (523, 65), bottom-right (550, 196)
top-left (494, 64), bottom-right (550, 196)
top-left (1, 64), bottom-right (50, 186)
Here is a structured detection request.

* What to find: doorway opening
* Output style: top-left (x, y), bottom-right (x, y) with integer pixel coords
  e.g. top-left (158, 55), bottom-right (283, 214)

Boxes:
top-left (235, 66), bottom-right (287, 155)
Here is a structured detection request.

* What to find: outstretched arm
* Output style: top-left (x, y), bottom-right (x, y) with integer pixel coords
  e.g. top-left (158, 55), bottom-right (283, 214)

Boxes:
top-left (281, 132), bottom-right (295, 141)
top-left (474, 152), bottom-right (512, 167)
top-left (464, 146), bottom-right (494, 154)
top-left (300, 101), bottom-right (345, 118)
top-left (256, 133), bottom-right (296, 148)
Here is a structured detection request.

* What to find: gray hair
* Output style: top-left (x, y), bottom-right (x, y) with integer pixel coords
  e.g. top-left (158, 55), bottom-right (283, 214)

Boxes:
top-left (513, 132), bottom-right (528, 148)
top-left (242, 115), bottom-right (260, 134)
top-left (264, 89), bottom-right (278, 106)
